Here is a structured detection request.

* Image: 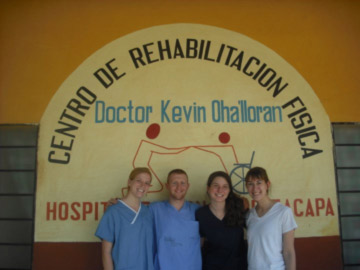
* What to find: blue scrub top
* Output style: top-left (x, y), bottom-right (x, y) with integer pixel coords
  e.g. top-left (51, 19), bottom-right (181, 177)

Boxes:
top-left (95, 202), bottom-right (154, 270)
top-left (149, 201), bottom-right (202, 270)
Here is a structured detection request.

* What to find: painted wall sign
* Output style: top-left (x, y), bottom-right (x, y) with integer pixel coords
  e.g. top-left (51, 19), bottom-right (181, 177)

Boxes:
top-left (36, 24), bottom-right (338, 242)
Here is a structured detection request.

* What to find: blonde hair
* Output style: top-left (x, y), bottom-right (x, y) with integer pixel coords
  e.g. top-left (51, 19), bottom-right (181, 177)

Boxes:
top-left (129, 167), bottom-right (152, 181)
top-left (167, 169), bottom-right (188, 183)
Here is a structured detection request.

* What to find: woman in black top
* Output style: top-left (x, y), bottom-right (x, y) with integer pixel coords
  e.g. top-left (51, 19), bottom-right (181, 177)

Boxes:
top-left (195, 171), bottom-right (247, 270)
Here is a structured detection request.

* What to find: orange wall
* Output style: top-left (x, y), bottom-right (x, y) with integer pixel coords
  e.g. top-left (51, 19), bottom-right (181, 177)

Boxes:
top-left (0, 0), bottom-right (360, 124)
top-left (0, 2), bottom-right (350, 269)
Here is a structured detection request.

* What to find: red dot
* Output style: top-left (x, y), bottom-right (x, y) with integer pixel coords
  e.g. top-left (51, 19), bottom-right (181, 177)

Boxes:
top-left (146, 123), bottom-right (160, 139)
top-left (219, 132), bottom-right (230, 144)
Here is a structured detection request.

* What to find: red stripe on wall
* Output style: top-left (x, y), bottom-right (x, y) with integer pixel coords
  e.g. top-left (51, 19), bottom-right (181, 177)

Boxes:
top-left (295, 236), bottom-right (342, 269)
top-left (33, 242), bottom-right (102, 270)
top-left (33, 236), bottom-right (342, 270)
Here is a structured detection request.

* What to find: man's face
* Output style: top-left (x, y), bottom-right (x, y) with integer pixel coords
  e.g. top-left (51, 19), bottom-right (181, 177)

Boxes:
top-left (166, 173), bottom-right (190, 201)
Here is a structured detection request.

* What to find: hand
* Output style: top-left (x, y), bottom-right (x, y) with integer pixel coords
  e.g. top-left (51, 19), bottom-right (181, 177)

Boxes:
top-left (107, 198), bottom-right (119, 207)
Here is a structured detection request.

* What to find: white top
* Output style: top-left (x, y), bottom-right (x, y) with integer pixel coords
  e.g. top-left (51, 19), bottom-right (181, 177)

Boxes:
top-left (246, 202), bottom-right (298, 270)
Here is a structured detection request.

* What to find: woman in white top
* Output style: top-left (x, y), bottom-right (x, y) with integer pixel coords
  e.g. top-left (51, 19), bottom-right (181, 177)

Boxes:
top-left (245, 167), bottom-right (297, 270)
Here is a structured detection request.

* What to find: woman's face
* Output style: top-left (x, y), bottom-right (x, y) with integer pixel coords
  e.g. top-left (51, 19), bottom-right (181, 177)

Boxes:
top-left (207, 176), bottom-right (230, 203)
top-left (128, 172), bottom-right (152, 199)
top-left (245, 177), bottom-right (270, 202)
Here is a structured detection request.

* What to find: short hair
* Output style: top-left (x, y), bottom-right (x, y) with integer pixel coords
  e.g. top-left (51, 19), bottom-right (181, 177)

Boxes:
top-left (167, 169), bottom-right (188, 183)
top-left (129, 167), bottom-right (152, 181)
top-left (245, 167), bottom-right (269, 183)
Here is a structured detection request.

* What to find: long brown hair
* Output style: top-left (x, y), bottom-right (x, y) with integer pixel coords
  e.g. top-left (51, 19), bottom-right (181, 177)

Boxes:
top-left (207, 171), bottom-right (246, 227)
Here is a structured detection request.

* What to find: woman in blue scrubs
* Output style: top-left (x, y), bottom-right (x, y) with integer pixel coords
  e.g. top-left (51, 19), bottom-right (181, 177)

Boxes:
top-left (95, 167), bottom-right (154, 270)
top-left (195, 171), bottom-right (248, 270)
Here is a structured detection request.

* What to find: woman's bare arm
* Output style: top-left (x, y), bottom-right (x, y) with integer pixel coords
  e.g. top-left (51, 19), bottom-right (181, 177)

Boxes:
top-left (283, 229), bottom-right (296, 270)
top-left (102, 240), bottom-right (114, 270)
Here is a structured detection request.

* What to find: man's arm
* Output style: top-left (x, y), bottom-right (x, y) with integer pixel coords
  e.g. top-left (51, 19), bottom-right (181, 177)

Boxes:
top-left (107, 198), bottom-right (119, 207)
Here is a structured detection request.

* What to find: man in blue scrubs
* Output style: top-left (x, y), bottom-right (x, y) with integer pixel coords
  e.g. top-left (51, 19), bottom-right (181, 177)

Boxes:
top-left (149, 169), bottom-right (202, 270)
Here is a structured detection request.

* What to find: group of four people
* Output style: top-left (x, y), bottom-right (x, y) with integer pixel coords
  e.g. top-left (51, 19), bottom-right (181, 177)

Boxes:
top-left (95, 167), bottom-right (297, 270)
